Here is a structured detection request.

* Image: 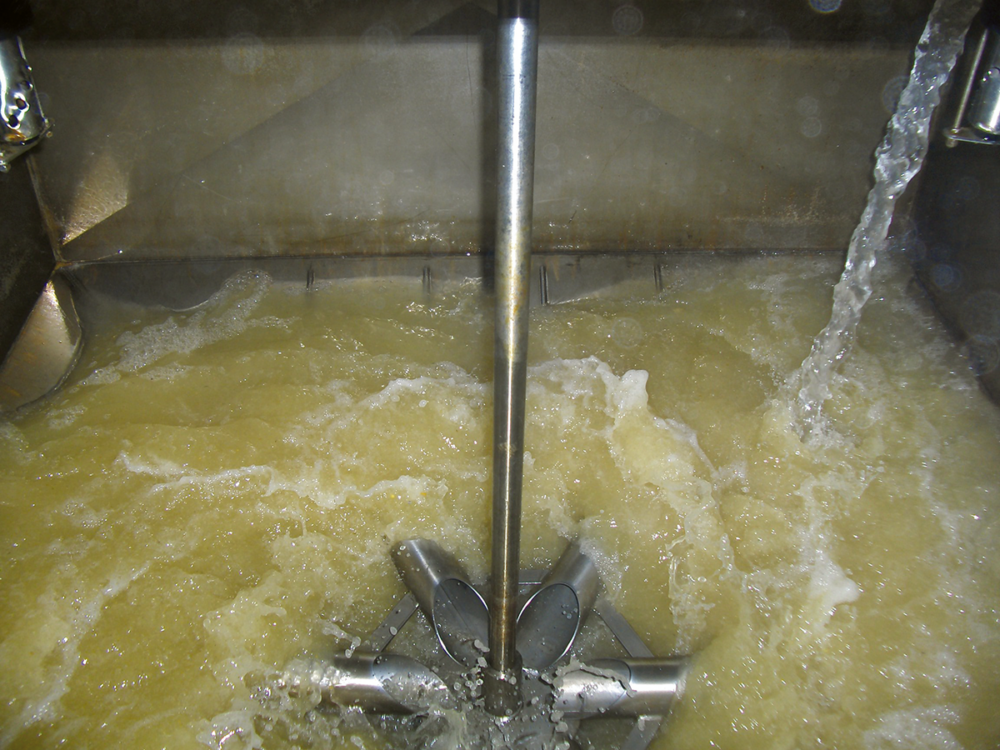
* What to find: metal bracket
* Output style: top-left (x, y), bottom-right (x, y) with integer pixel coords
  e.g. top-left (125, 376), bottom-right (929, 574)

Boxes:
top-left (0, 35), bottom-right (51, 171)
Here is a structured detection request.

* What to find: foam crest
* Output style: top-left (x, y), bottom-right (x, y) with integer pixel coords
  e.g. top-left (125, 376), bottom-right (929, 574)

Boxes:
top-left (197, 706), bottom-right (265, 750)
top-left (0, 563), bottom-right (150, 748)
top-left (863, 706), bottom-right (962, 750)
top-left (795, 478), bottom-right (861, 631)
top-left (526, 356), bottom-right (736, 649)
top-left (112, 270), bottom-right (272, 376)
top-left (2, 267), bottom-right (999, 748)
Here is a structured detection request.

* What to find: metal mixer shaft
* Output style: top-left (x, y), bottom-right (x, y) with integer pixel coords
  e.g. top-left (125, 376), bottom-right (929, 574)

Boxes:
top-left (274, 3), bottom-right (690, 746)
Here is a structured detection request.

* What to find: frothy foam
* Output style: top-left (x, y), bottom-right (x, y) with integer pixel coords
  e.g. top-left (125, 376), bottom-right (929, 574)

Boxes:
top-left (1, 263), bottom-right (998, 749)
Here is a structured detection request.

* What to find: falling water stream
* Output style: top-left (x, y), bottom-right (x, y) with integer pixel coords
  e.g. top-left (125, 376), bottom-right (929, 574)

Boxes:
top-left (791, 0), bottom-right (981, 434)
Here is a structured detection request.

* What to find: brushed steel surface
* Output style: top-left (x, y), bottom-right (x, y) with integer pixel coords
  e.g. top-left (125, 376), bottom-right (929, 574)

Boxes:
top-left (486, 0), bottom-right (538, 716)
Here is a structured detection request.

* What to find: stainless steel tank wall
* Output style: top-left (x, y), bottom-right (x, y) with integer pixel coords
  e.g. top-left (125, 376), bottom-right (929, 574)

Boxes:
top-left (910, 53), bottom-right (1000, 402)
top-left (17, 0), bottom-right (933, 262)
top-left (0, 159), bottom-right (55, 360)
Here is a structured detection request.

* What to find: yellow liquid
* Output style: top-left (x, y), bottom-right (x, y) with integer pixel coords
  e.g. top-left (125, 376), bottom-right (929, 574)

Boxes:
top-left (1, 255), bottom-right (998, 749)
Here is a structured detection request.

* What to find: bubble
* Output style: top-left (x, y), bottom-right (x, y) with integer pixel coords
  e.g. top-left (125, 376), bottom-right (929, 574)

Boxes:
top-left (379, 170), bottom-right (395, 186)
top-left (809, 0), bottom-right (843, 13)
top-left (930, 264), bottom-right (962, 292)
top-left (611, 318), bottom-right (643, 349)
top-left (882, 75), bottom-right (907, 114)
top-left (541, 143), bottom-right (560, 161)
top-left (960, 290), bottom-right (1000, 339)
top-left (801, 117), bottom-right (823, 138)
top-left (796, 96), bottom-right (820, 117)
top-left (222, 32), bottom-right (265, 76)
top-left (612, 5), bottom-right (644, 36)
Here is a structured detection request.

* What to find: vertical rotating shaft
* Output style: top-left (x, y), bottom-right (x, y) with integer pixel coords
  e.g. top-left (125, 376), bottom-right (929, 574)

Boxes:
top-left (485, 0), bottom-right (540, 717)
top-left (279, 1), bottom-right (690, 740)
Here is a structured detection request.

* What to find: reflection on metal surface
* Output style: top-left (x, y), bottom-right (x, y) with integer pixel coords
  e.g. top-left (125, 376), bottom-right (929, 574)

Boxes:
top-left (517, 542), bottom-right (600, 670)
top-left (0, 276), bottom-right (81, 412)
top-left (487, 0), bottom-right (539, 716)
top-left (391, 539), bottom-right (490, 668)
top-left (278, 653), bottom-right (451, 715)
top-left (0, 36), bottom-right (50, 172)
top-left (968, 26), bottom-right (1000, 134)
top-left (61, 252), bottom-right (852, 327)
top-left (31, 35), bottom-right (910, 259)
top-left (63, 149), bottom-right (130, 245)
top-left (554, 657), bottom-right (687, 718)
top-left (946, 24), bottom-right (1000, 146)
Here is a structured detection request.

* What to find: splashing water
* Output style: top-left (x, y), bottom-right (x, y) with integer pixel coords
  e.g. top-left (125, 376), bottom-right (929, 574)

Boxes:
top-left (791, 0), bottom-right (981, 434)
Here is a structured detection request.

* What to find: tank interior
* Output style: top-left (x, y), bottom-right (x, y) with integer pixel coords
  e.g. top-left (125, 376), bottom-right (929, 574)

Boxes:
top-left (2, 1), bottom-right (1000, 748)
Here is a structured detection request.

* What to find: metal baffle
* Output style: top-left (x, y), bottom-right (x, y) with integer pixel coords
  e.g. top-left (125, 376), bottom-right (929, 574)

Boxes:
top-left (485, 0), bottom-right (540, 717)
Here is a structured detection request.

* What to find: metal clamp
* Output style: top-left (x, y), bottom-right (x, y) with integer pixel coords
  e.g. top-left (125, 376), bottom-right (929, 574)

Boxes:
top-left (0, 35), bottom-right (50, 171)
top-left (946, 25), bottom-right (1000, 146)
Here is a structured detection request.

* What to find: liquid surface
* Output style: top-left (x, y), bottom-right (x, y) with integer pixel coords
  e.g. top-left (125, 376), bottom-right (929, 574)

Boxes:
top-left (1, 255), bottom-right (999, 749)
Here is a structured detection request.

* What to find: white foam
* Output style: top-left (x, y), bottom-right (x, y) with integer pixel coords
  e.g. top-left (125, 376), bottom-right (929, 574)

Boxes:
top-left (0, 563), bottom-right (150, 748)
top-left (525, 356), bottom-right (739, 648)
top-left (138, 363), bottom-right (193, 382)
top-left (114, 270), bottom-right (271, 375)
top-left (78, 366), bottom-right (121, 387)
top-left (3, 265), bottom-right (999, 747)
top-left (45, 405), bottom-right (86, 431)
top-left (197, 706), bottom-right (265, 750)
top-left (863, 706), bottom-right (962, 750)
top-left (787, 476), bottom-right (862, 633)
top-left (0, 422), bottom-right (30, 463)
